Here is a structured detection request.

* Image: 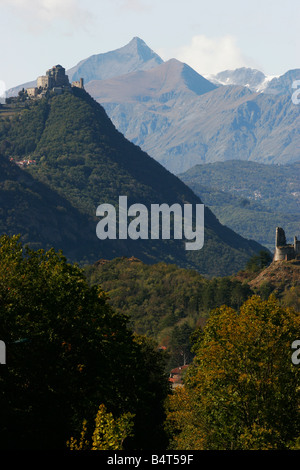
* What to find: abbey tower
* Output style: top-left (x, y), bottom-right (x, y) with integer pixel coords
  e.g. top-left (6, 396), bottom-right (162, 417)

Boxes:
top-left (26, 65), bottom-right (84, 98)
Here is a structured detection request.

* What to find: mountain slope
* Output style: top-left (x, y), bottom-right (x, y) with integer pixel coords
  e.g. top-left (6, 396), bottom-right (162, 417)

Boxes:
top-left (86, 58), bottom-right (216, 103)
top-left (93, 75), bottom-right (300, 173)
top-left (178, 160), bottom-right (300, 251)
top-left (264, 69), bottom-right (300, 95)
top-left (68, 37), bottom-right (164, 83)
top-left (0, 153), bottom-right (100, 261)
top-left (84, 257), bottom-right (254, 341)
top-left (179, 160), bottom-right (300, 214)
top-left (248, 259), bottom-right (300, 293)
top-left (0, 88), bottom-right (265, 276)
top-left (208, 67), bottom-right (269, 91)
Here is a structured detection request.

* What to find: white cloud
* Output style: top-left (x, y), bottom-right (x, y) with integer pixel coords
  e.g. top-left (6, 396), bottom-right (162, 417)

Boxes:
top-left (0, 0), bottom-right (92, 32)
top-left (169, 35), bottom-right (251, 76)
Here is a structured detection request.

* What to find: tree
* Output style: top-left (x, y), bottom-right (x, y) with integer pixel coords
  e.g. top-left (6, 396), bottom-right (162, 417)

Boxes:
top-left (0, 235), bottom-right (169, 450)
top-left (67, 404), bottom-right (134, 450)
top-left (17, 88), bottom-right (27, 102)
top-left (124, 334), bottom-right (171, 450)
top-left (246, 250), bottom-right (272, 273)
top-left (166, 295), bottom-right (300, 450)
top-left (169, 323), bottom-right (194, 368)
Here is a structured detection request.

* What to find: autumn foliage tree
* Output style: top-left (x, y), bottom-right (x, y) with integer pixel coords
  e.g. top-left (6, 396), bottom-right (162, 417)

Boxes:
top-left (67, 403), bottom-right (134, 450)
top-left (166, 295), bottom-right (300, 450)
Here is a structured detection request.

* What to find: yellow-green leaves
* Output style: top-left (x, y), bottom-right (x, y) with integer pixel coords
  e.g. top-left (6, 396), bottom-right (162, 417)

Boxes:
top-left (166, 296), bottom-right (300, 450)
top-left (67, 404), bottom-right (134, 451)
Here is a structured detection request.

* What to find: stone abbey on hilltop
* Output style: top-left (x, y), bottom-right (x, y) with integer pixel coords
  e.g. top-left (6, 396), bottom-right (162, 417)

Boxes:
top-left (274, 227), bottom-right (300, 261)
top-left (26, 65), bottom-right (84, 98)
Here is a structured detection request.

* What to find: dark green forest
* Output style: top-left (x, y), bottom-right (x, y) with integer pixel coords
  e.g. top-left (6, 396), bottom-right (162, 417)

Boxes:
top-left (85, 257), bottom-right (255, 367)
top-left (0, 235), bottom-right (169, 450)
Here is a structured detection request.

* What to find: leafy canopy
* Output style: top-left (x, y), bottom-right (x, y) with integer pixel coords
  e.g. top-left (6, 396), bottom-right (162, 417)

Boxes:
top-left (0, 235), bottom-right (169, 450)
top-left (166, 295), bottom-right (300, 450)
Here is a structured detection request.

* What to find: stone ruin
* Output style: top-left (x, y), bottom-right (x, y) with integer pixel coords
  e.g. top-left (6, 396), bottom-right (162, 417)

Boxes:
top-left (274, 227), bottom-right (300, 261)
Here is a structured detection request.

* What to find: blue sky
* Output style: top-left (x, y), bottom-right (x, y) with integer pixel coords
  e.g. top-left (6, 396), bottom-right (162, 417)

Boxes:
top-left (1, 0), bottom-right (299, 90)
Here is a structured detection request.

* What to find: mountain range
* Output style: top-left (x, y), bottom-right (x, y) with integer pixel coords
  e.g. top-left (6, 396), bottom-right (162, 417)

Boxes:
top-left (90, 75), bottom-right (299, 173)
top-left (208, 67), bottom-right (300, 95)
top-left (7, 37), bottom-right (300, 174)
top-left (8, 37), bottom-right (299, 97)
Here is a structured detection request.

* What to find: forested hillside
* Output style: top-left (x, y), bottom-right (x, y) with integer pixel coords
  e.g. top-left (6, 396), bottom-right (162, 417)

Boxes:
top-left (0, 89), bottom-right (265, 276)
top-left (84, 256), bottom-right (262, 368)
top-left (0, 153), bottom-right (100, 260)
top-left (85, 257), bottom-right (253, 338)
top-left (179, 160), bottom-right (300, 250)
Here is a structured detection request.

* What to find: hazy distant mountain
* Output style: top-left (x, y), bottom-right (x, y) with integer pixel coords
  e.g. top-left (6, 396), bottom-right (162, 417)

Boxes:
top-left (67, 37), bottom-right (164, 83)
top-left (208, 67), bottom-right (269, 91)
top-left (86, 58), bottom-right (216, 103)
top-left (91, 69), bottom-right (300, 173)
top-left (7, 37), bottom-right (163, 97)
top-left (208, 67), bottom-right (300, 95)
top-left (264, 69), bottom-right (300, 95)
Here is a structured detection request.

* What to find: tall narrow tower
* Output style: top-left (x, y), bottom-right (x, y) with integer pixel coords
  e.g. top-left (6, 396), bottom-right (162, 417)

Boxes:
top-left (275, 227), bottom-right (286, 248)
top-left (274, 227), bottom-right (286, 261)
top-left (274, 227), bottom-right (298, 261)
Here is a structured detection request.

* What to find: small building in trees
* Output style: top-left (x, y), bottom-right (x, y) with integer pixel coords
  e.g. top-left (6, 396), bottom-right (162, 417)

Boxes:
top-left (169, 365), bottom-right (189, 388)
